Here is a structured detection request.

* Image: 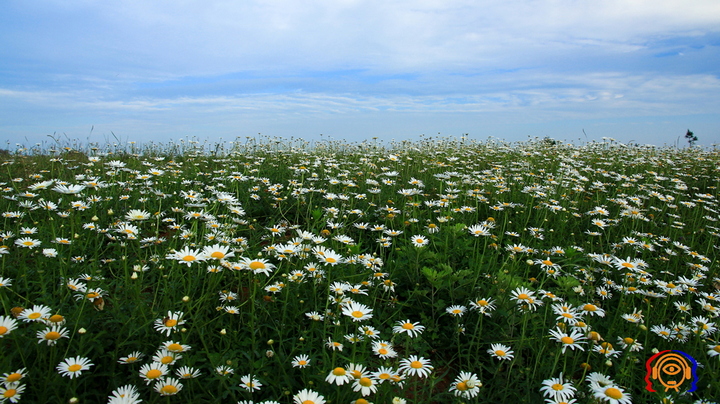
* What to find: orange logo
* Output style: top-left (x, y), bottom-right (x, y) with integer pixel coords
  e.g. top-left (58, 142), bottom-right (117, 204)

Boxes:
top-left (645, 350), bottom-right (697, 393)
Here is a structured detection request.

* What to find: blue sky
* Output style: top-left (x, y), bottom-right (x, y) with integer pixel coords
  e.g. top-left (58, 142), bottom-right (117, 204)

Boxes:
top-left (2, 0), bottom-right (719, 148)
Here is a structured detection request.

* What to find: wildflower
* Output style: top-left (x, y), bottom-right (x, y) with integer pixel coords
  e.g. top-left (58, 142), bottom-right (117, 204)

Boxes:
top-left (353, 376), bottom-right (378, 396)
top-left (0, 316), bottom-right (19, 338)
top-left (239, 374), bottom-right (262, 392)
top-left (18, 305), bottom-right (52, 323)
top-left (202, 244), bottom-right (235, 261)
top-left (592, 384), bottom-right (631, 404)
top-left (155, 377), bottom-right (183, 396)
top-left (706, 344), bottom-right (720, 358)
top-left (617, 337), bottom-right (643, 352)
top-left (540, 373), bottom-right (576, 402)
top-left (293, 389), bottom-right (326, 404)
top-left (0, 382), bottom-right (25, 403)
top-left (239, 257), bottom-right (276, 275)
top-left (1, 369), bottom-right (27, 384)
top-left (215, 365), bottom-right (234, 376)
top-left (125, 209), bottom-right (151, 221)
top-left (467, 224), bottom-right (491, 236)
top-left (153, 349), bottom-right (181, 365)
top-left (410, 235), bottom-right (429, 247)
top-left (372, 340), bottom-right (398, 359)
top-left (487, 343), bottom-right (514, 361)
top-left (291, 354), bottom-right (311, 368)
top-left (57, 356), bottom-right (94, 379)
top-left (107, 384), bottom-right (142, 404)
top-left (326, 337), bottom-right (344, 351)
top-left (36, 325), bottom-right (69, 345)
top-left (446, 305), bottom-right (467, 317)
top-left (167, 246), bottom-right (205, 266)
top-left (341, 301), bottom-right (373, 322)
top-left (398, 355), bottom-right (433, 378)
top-left (306, 311), bottom-right (324, 321)
top-left (14, 237), bottom-right (41, 249)
top-left (469, 297), bottom-right (497, 316)
top-left (162, 341), bottom-right (192, 353)
top-left (154, 311), bottom-right (185, 336)
top-left (621, 309), bottom-right (644, 324)
top-left (118, 351), bottom-right (146, 364)
top-left (449, 371), bottom-right (482, 398)
top-left (176, 366), bottom-right (201, 379)
top-left (580, 303), bottom-right (606, 317)
top-left (548, 327), bottom-right (586, 353)
top-left (392, 319), bottom-right (425, 338)
top-left (326, 366), bottom-right (351, 385)
top-left (139, 362), bottom-right (169, 384)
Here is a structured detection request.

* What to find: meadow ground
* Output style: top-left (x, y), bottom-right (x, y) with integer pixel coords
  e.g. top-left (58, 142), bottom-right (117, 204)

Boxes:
top-left (0, 136), bottom-right (719, 403)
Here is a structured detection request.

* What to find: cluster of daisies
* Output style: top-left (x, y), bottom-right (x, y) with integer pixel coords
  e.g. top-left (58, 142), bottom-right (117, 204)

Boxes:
top-left (1, 139), bottom-right (720, 402)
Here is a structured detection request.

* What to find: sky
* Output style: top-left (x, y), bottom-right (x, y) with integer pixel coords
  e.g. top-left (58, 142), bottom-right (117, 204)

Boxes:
top-left (2, 0), bottom-right (720, 148)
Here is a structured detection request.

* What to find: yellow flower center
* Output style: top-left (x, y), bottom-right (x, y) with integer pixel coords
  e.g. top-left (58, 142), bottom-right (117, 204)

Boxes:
top-left (667, 283), bottom-right (676, 288)
top-left (332, 367), bottom-right (346, 376)
top-left (517, 293), bottom-right (529, 300)
top-left (0, 326), bottom-right (7, 335)
top-left (605, 387), bottom-right (622, 399)
top-left (543, 260), bottom-right (553, 266)
top-left (621, 262), bottom-right (634, 268)
top-left (168, 343), bottom-right (182, 352)
top-left (146, 369), bottom-right (162, 379)
top-left (211, 251), bottom-right (225, 259)
top-left (165, 319), bottom-right (178, 327)
top-left (552, 383), bottom-right (564, 391)
top-left (249, 261), bottom-right (266, 270)
top-left (45, 331), bottom-right (62, 340)
top-left (379, 348), bottom-right (388, 355)
top-left (127, 356), bottom-right (138, 362)
top-left (68, 364), bottom-right (82, 372)
top-left (298, 360), bottom-right (307, 366)
top-left (86, 292), bottom-right (99, 299)
top-left (5, 373), bottom-right (21, 382)
top-left (410, 360), bottom-right (423, 369)
top-left (22, 241), bottom-right (34, 246)
top-left (302, 401), bottom-right (314, 404)
top-left (359, 377), bottom-right (373, 387)
top-left (495, 350), bottom-right (506, 356)
top-left (350, 370), bottom-right (362, 379)
top-left (161, 356), bottom-right (174, 364)
top-left (583, 304), bottom-right (597, 311)
top-left (351, 311), bottom-right (364, 318)
top-left (623, 337), bottom-right (634, 344)
top-left (402, 323), bottom-right (415, 330)
top-left (561, 313), bottom-right (573, 318)
top-left (325, 257), bottom-right (337, 263)
top-left (28, 312), bottom-right (41, 320)
top-left (182, 255), bottom-right (196, 262)
top-left (560, 336), bottom-right (575, 345)
top-left (3, 389), bottom-right (17, 398)
top-left (49, 314), bottom-right (65, 323)
top-left (477, 300), bottom-right (488, 306)
top-left (456, 381), bottom-right (468, 391)
top-left (161, 385), bottom-right (178, 394)
top-left (355, 399), bottom-right (370, 404)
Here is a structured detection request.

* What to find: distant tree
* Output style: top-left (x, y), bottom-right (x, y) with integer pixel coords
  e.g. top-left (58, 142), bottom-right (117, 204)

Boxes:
top-left (685, 129), bottom-right (698, 147)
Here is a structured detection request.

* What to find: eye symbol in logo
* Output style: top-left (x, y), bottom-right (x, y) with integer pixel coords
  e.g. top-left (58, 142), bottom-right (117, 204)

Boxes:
top-left (645, 350), bottom-right (697, 393)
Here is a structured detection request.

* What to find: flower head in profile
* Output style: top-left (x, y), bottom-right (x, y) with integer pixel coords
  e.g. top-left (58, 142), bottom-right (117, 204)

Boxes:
top-left (291, 354), bottom-right (311, 368)
top-left (0, 316), bottom-right (19, 338)
top-left (56, 356), bottom-right (94, 379)
top-left (239, 257), bottom-right (276, 275)
top-left (18, 305), bottom-right (52, 323)
top-left (36, 325), bottom-right (69, 345)
top-left (155, 377), bottom-right (183, 396)
top-left (107, 384), bottom-right (142, 404)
